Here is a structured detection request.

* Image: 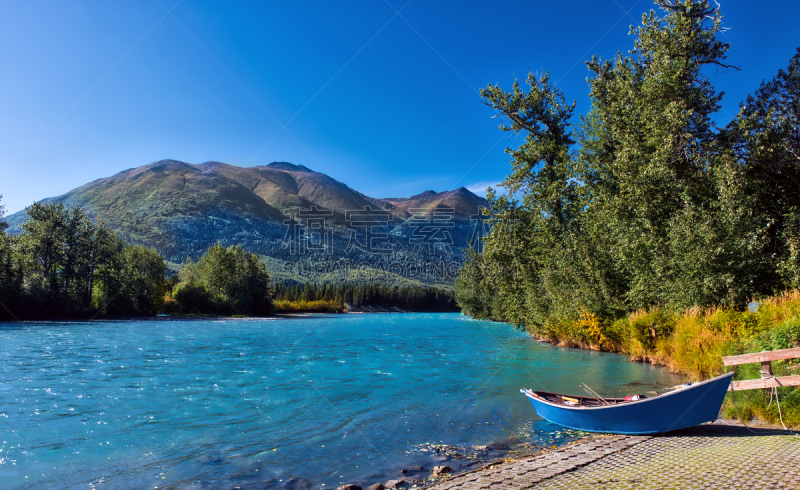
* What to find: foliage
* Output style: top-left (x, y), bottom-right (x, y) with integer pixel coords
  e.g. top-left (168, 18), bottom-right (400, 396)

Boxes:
top-left (273, 299), bottom-right (343, 313)
top-left (455, 2), bottom-right (800, 426)
top-left (173, 282), bottom-right (214, 315)
top-left (273, 281), bottom-right (456, 312)
top-left (457, 0), bottom-right (800, 325)
top-left (454, 248), bottom-right (495, 319)
top-left (0, 200), bottom-right (168, 319)
top-left (577, 311), bottom-right (606, 346)
top-left (172, 244), bottom-right (273, 316)
top-left (663, 309), bottom-right (733, 380)
top-left (629, 309), bottom-right (676, 351)
top-left (725, 47), bottom-right (800, 290)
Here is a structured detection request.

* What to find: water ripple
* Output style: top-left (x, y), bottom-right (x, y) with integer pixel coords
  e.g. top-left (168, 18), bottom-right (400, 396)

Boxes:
top-left (0, 313), bottom-right (683, 489)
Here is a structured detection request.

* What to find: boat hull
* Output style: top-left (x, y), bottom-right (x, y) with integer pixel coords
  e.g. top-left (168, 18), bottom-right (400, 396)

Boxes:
top-left (525, 372), bottom-right (733, 434)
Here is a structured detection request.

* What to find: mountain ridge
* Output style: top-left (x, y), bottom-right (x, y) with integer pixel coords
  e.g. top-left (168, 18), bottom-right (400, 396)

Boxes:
top-left (6, 160), bottom-right (489, 281)
top-left (7, 159), bottom-right (488, 226)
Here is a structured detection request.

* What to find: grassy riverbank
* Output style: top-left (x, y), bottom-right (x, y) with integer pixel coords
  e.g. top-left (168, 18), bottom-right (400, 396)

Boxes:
top-left (524, 290), bottom-right (800, 427)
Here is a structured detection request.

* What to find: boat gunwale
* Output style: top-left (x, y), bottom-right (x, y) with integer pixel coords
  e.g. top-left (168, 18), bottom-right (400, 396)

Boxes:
top-left (522, 371), bottom-right (733, 411)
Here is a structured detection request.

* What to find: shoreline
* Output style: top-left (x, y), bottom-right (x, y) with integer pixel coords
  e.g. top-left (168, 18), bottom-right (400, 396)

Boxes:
top-left (337, 418), bottom-right (788, 490)
top-left (324, 432), bottom-right (594, 490)
top-left (0, 310), bottom-right (460, 323)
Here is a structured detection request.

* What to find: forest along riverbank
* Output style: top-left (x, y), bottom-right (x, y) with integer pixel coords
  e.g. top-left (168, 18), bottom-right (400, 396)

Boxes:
top-left (0, 313), bottom-right (683, 489)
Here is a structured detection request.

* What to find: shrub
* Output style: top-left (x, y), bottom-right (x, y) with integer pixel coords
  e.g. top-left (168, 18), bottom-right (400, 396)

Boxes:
top-left (161, 296), bottom-right (177, 315)
top-left (606, 317), bottom-right (631, 347)
top-left (751, 290), bottom-right (800, 334)
top-left (630, 309), bottom-right (676, 351)
top-left (173, 283), bottom-right (214, 314)
top-left (273, 299), bottom-right (342, 313)
top-left (577, 311), bottom-right (607, 347)
top-left (768, 317), bottom-right (800, 350)
top-left (667, 309), bottom-right (733, 380)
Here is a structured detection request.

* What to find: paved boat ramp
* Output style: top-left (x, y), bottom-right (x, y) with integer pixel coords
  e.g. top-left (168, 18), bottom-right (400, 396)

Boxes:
top-left (423, 422), bottom-right (799, 489)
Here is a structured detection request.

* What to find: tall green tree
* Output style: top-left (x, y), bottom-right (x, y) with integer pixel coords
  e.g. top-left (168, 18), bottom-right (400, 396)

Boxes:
top-left (20, 202), bottom-right (69, 310)
top-left (0, 196), bottom-right (20, 320)
top-left (174, 244), bottom-right (273, 316)
top-left (576, 0), bottom-right (768, 309)
top-left (457, 0), bottom-right (796, 330)
top-left (725, 48), bottom-right (800, 289)
top-left (10, 202), bottom-right (168, 319)
top-left (120, 245), bottom-right (167, 315)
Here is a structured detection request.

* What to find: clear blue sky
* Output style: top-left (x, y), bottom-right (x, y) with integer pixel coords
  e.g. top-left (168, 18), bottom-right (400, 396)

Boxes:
top-left (1, 0), bottom-right (798, 214)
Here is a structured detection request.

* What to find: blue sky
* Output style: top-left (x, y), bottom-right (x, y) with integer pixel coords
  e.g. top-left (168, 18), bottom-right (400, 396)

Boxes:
top-left (1, 0), bottom-right (798, 214)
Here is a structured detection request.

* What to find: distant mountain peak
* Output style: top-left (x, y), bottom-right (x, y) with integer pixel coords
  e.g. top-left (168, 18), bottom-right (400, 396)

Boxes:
top-left (152, 159), bottom-right (188, 165)
top-left (146, 159), bottom-right (193, 171)
top-left (266, 162), bottom-right (314, 173)
top-left (410, 190), bottom-right (436, 199)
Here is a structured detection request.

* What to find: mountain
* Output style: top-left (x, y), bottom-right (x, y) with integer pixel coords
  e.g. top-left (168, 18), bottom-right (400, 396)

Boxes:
top-left (6, 160), bottom-right (490, 286)
top-left (382, 187), bottom-right (489, 219)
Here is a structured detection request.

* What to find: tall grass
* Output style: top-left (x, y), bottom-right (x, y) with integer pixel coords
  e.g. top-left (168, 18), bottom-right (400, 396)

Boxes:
top-left (524, 290), bottom-right (800, 427)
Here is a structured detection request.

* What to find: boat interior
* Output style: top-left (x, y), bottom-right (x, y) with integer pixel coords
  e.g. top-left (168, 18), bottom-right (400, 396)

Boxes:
top-left (534, 391), bottom-right (648, 407)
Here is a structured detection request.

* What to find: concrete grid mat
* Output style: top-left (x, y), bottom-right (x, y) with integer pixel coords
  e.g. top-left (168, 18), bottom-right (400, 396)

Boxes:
top-left (425, 424), bottom-right (800, 490)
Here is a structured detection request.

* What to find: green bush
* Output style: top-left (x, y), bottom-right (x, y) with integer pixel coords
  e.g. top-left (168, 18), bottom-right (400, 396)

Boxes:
top-left (173, 283), bottom-right (214, 314)
top-left (606, 318), bottom-right (631, 347)
top-left (172, 244), bottom-right (273, 316)
top-left (630, 309), bottom-right (676, 350)
top-left (769, 317), bottom-right (800, 350)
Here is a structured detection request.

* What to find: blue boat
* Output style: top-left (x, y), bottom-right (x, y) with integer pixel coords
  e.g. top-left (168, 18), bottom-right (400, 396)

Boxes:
top-left (521, 371), bottom-right (733, 434)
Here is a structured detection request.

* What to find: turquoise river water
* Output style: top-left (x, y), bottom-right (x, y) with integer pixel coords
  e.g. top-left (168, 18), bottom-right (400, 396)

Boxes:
top-left (0, 313), bottom-right (684, 489)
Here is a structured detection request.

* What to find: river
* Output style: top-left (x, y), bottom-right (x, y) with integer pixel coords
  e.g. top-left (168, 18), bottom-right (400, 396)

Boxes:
top-left (0, 313), bottom-right (683, 489)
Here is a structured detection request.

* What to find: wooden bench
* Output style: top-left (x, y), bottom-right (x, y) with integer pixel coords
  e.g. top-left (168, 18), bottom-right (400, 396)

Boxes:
top-left (722, 347), bottom-right (800, 391)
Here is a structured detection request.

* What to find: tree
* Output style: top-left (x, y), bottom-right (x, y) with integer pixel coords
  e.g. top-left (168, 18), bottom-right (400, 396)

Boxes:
top-left (457, 0), bottom-right (792, 330)
top-left (725, 48), bottom-right (800, 289)
top-left (173, 244), bottom-right (273, 316)
top-left (7, 202), bottom-right (168, 319)
top-left (576, 0), bottom-right (763, 309)
top-left (0, 196), bottom-right (19, 320)
top-left (120, 245), bottom-right (167, 315)
top-left (20, 202), bottom-right (68, 311)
